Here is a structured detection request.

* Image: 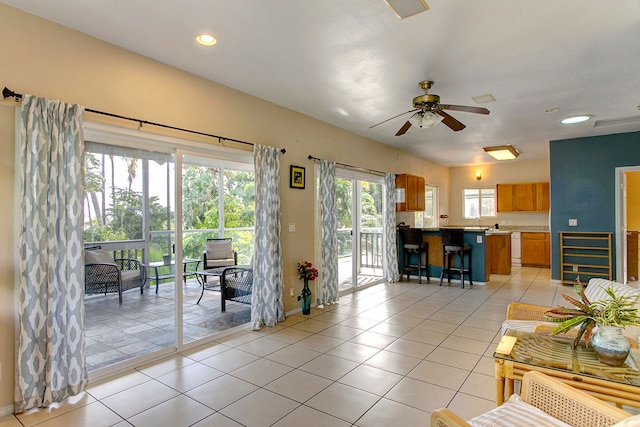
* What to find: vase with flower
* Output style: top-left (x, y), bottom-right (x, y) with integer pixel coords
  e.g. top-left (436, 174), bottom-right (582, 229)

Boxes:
top-left (297, 261), bottom-right (318, 315)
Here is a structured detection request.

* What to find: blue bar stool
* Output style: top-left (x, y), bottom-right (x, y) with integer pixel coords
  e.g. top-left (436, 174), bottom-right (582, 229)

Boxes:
top-left (439, 228), bottom-right (473, 288)
top-left (399, 228), bottom-right (429, 283)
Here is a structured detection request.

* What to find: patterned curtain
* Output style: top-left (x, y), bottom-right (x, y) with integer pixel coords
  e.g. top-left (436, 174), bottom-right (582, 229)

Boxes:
top-left (15, 95), bottom-right (87, 412)
top-left (384, 173), bottom-right (400, 282)
top-left (251, 144), bottom-right (284, 329)
top-left (317, 160), bottom-right (339, 306)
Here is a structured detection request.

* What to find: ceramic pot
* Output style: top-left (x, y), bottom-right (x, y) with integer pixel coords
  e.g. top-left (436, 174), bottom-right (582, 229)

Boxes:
top-left (301, 279), bottom-right (312, 315)
top-left (591, 325), bottom-right (630, 366)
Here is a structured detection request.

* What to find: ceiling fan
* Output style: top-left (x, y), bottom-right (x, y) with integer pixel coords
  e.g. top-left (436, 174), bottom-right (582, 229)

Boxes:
top-left (370, 80), bottom-right (490, 136)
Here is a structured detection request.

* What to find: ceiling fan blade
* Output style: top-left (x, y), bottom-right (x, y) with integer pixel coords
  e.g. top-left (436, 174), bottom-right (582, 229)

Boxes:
top-left (395, 121), bottom-right (412, 136)
top-left (437, 110), bottom-right (466, 132)
top-left (369, 109), bottom-right (418, 129)
top-left (440, 104), bottom-right (490, 115)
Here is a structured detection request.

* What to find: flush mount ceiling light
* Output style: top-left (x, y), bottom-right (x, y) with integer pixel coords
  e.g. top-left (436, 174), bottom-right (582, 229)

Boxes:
top-left (408, 111), bottom-right (444, 128)
top-left (384, 0), bottom-right (429, 19)
top-left (483, 145), bottom-right (520, 160)
top-left (560, 115), bottom-right (591, 124)
top-left (195, 34), bottom-right (217, 46)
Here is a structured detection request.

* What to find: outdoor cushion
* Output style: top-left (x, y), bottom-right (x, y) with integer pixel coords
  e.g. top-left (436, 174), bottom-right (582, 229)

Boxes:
top-left (206, 258), bottom-right (235, 267)
top-left (85, 249), bottom-right (116, 265)
top-left (206, 241), bottom-right (234, 260)
top-left (121, 269), bottom-right (141, 282)
top-left (469, 394), bottom-right (571, 427)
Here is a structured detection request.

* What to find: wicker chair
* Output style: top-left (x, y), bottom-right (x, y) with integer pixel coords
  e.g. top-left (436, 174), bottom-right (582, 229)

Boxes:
top-left (220, 267), bottom-right (253, 312)
top-left (431, 371), bottom-right (632, 427)
top-left (84, 246), bottom-right (145, 304)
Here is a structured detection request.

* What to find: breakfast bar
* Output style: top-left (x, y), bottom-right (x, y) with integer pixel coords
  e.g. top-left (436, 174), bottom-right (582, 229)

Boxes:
top-left (397, 227), bottom-right (512, 284)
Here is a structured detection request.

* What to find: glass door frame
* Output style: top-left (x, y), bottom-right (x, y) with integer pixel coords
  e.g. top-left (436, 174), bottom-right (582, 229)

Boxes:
top-left (335, 168), bottom-right (386, 294)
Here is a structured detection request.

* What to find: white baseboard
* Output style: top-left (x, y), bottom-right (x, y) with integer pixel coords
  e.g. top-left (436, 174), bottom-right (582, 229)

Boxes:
top-left (0, 403), bottom-right (14, 417)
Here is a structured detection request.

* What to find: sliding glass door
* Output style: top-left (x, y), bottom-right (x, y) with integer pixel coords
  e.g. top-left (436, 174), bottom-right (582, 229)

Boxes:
top-left (336, 170), bottom-right (385, 292)
top-left (179, 153), bottom-right (254, 345)
top-left (82, 125), bottom-right (256, 374)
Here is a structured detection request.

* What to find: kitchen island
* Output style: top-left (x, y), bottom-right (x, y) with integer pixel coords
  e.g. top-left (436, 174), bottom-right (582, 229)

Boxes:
top-left (398, 227), bottom-right (512, 284)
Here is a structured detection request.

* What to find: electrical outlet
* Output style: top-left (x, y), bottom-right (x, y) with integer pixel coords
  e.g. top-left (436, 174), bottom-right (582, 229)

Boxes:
top-left (569, 218), bottom-right (578, 226)
top-left (476, 235), bottom-right (482, 244)
top-left (289, 288), bottom-right (294, 297)
top-left (572, 265), bottom-right (579, 272)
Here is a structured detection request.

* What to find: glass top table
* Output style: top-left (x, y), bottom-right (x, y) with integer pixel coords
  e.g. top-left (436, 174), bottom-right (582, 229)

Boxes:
top-left (494, 329), bottom-right (640, 408)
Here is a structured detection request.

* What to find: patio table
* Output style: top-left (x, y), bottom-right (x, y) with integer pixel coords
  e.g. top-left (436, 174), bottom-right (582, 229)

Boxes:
top-left (144, 258), bottom-right (201, 294)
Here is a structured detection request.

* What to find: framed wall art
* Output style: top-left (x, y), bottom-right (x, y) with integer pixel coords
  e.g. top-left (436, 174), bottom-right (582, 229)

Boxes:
top-left (290, 165), bottom-right (305, 189)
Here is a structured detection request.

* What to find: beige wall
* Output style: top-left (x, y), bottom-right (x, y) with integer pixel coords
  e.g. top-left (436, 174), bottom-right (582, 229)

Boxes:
top-left (448, 159), bottom-right (550, 227)
top-left (0, 4), bottom-right (451, 410)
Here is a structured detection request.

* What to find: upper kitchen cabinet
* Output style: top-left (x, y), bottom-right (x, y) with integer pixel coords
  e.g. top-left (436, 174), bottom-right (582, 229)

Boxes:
top-left (497, 182), bottom-right (549, 212)
top-left (396, 174), bottom-right (425, 212)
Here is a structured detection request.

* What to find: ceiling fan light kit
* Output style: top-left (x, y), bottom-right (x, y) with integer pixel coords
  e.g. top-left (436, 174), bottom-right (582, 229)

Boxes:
top-left (408, 111), bottom-right (443, 128)
top-left (372, 80), bottom-right (491, 136)
top-left (483, 145), bottom-right (520, 161)
top-left (384, 0), bottom-right (429, 19)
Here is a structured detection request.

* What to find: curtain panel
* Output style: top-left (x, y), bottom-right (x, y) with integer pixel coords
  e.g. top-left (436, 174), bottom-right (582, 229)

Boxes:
top-left (384, 173), bottom-right (400, 282)
top-left (15, 95), bottom-right (87, 412)
top-left (251, 144), bottom-right (285, 329)
top-left (317, 160), bottom-right (339, 306)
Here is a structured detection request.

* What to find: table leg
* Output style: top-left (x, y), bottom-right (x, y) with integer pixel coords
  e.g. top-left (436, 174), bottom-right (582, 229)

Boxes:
top-left (495, 359), bottom-right (505, 405)
top-left (197, 274), bottom-right (205, 304)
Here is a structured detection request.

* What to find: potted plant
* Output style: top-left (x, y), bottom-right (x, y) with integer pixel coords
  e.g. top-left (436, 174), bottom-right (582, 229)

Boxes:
top-left (545, 280), bottom-right (640, 365)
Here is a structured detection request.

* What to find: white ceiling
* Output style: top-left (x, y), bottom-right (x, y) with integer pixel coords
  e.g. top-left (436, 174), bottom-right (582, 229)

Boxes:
top-left (4, 0), bottom-right (640, 166)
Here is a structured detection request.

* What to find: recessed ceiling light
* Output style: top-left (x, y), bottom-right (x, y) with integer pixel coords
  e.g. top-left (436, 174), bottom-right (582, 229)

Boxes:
top-left (544, 107), bottom-right (560, 113)
top-left (560, 115), bottom-right (591, 124)
top-left (195, 34), bottom-right (217, 46)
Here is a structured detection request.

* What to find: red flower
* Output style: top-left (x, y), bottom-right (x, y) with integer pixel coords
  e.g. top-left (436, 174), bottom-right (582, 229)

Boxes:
top-left (297, 261), bottom-right (319, 281)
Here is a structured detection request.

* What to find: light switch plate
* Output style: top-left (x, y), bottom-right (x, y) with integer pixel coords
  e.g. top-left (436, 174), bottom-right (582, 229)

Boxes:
top-left (569, 218), bottom-right (578, 226)
top-left (289, 223), bottom-right (296, 232)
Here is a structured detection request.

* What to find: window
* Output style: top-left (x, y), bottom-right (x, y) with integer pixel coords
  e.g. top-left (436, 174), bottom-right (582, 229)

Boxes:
top-left (415, 185), bottom-right (438, 228)
top-left (463, 188), bottom-right (496, 219)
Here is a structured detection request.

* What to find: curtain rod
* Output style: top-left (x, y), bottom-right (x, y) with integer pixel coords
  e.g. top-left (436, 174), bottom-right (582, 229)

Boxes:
top-left (307, 155), bottom-right (387, 176)
top-left (2, 87), bottom-right (286, 154)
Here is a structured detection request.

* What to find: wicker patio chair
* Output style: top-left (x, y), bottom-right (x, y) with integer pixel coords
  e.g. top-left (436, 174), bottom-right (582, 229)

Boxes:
top-left (220, 266), bottom-right (252, 312)
top-left (84, 246), bottom-right (145, 304)
top-left (431, 371), bottom-right (632, 427)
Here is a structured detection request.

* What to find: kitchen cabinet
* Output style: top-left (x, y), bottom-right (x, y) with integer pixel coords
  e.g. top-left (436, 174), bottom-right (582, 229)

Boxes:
top-left (395, 174), bottom-right (425, 212)
top-left (496, 182), bottom-right (549, 212)
top-left (486, 233), bottom-right (512, 275)
top-left (521, 232), bottom-right (550, 267)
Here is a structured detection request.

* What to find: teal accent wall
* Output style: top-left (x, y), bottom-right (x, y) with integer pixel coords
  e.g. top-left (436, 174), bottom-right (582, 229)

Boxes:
top-left (549, 131), bottom-right (640, 281)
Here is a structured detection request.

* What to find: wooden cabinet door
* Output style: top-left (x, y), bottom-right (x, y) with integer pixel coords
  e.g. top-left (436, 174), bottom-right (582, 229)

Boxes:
top-left (515, 183), bottom-right (536, 211)
top-left (396, 174), bottom-right (425, 212)
top-left (414, 175), bottom-right (425, 211)
top-left (487, 234), bottom-right (512, 274)
top-left (497, 184), bottom-right (515, 212)
top-left (521, 232), bottom-right (550, 267)
top-left (536, 182), bottom-right (550, 211)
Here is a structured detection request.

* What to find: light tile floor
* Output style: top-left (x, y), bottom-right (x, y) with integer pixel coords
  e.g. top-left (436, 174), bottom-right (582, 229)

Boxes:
top-left (4, 267), bottom-right (616, 426)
